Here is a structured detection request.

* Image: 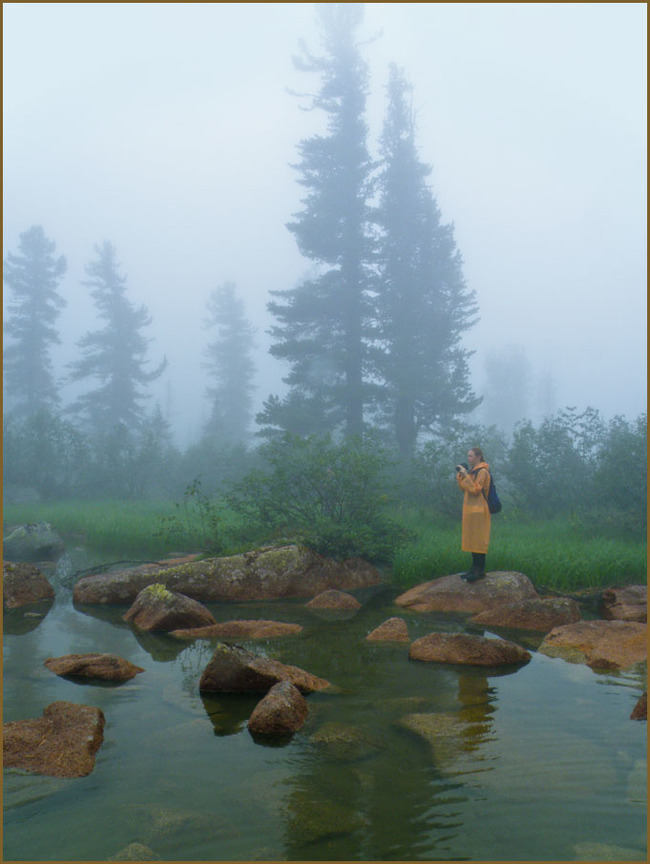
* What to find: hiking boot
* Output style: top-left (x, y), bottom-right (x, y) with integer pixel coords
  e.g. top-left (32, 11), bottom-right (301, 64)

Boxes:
top-left (464, 570), bottom-right (486, 583)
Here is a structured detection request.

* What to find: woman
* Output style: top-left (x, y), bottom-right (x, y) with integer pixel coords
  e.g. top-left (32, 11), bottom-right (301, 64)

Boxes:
top-left (456, 446), bottom-right (491, 582)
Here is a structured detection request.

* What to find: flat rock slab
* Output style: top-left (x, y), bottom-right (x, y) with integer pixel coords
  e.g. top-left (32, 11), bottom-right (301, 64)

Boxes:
top-left (248, 680), bottom-right (309, 736)
top-left (3, 562), bottom-right (55, 608)
top-left (124, 584), bottom-right (216, 632)
top-left (409, 632), bottom-right (531, 667)
top-left (3, 701), bottom-right (105, 778)
top-left (395, 571), bottom-right (538, 614)
top-left (306, 589), bottom-right (361, 610)
top-left (601, 585), bottom-right (647, 622)
top-left (199, 642), bottom-right (332, 694)
top-left (470, 596), bottom-right (581, 633)
top-left (73, 544), bottom-right (381, 605)
top-left (366, 617), bottom-right (410, 642)
top-left (44, 653), bottom-right (145, 682)
top-left (539, 620), bottom-right (648, 670)
top-left (171, 620), bottom-right (303, 640)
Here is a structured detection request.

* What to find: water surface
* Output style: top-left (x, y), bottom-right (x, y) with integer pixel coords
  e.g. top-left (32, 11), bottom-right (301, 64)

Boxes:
top-left (3, 579), bottom-right (647, 861)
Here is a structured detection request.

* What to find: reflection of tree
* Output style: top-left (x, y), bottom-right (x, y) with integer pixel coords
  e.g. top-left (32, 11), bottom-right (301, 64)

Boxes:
top-left (275, 655), bottom-right (511, 860)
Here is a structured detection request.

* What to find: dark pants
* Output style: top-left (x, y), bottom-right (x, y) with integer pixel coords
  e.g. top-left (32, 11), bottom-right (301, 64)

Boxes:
top-left (471, 552), bottom-right (486, 573)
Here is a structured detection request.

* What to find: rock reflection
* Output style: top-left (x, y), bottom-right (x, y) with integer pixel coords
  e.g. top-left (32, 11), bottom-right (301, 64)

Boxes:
top-left (3, 600), bottom-right (54, 634)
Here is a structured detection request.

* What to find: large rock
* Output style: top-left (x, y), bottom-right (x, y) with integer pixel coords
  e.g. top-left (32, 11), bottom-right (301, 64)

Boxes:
top-left (44, 653), bottom-right (145, 682)
top-left (3, 521), bottom-right (65, 562)
top-left (3, 701), bottom-right (105, 778)
top-left (366, 617), bottom-right (410, 642)
top-left (409, 632), bottom-right (531, 667)
top-left (601, 585), bottom-right (647, 622)
top-left (123, 584), bottom-right (216, 632)
top-left (199, 642), bottom-right (331, 694)
top-left (469, 596), bottom-right (581, 633)
top-left (170, 619), bottom-right (303, 640)
top-left (395, 571), bottom-right (538, 614)
top-left (3, 561), bottom-right (55, 608)
top-left (539, 620), bottom-right (647, 670)
top-left (73, 544), bottom-right (382, 605)
top-left (247, 680), bottom-right (309, 736)
top-left (305, 589), bottom-right (361, 610)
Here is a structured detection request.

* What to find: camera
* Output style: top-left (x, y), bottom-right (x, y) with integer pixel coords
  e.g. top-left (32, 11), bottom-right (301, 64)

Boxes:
top-left (456, 462), bottom-right (468, 473)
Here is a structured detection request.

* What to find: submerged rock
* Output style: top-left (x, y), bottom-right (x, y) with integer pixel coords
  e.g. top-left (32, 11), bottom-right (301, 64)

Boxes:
top-left (539, 620), bottom-right (647, 670)
top-left (409, 632), bottom-right (531, 667)
top-left (395, 571), bottom-right (538, 614)
top-left (124, 583), bottom-right (216, 632)
top-left (109, 842), bottom-right (161, 861)
top-left (248, 680), bottom-right (309, 736)
top-left (3, 561), bottom-right (55, 609)
top-left (3, 701), bottom-right (105, 778)
top-left (199, 642), bottom-right (332, 694)
top-left (44, 653), bottom-right (144, 682)
top-left (73, 544), bottom-right (382, 605)
top-left (310, 721), bottom-right (386, 762)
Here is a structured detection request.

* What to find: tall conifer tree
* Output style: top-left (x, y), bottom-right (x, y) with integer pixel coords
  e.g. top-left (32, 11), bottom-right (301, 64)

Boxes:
top-left (3, 225), bottom-right (67, 417)
top-left (67, 241), bottom-right (167, 432)
top-left (375, 65), bottom-right (480, 457)
top-left (261, 3), bottom-right (374, 439)
top-left (202, 281), bottom-right (256, 442)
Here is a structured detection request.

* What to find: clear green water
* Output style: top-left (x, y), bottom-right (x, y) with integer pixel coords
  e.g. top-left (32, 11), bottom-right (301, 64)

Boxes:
top-left (3, 581), bottom-right (647, 861)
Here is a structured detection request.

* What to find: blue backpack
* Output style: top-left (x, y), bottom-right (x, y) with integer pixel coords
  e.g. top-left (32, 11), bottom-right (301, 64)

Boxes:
top-left (472, 467), bottom-right (502, 514)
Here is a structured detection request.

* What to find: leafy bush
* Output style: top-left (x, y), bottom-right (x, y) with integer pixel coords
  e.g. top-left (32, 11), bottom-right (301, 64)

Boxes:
top-left (226, 434), bottom-right (413, 562)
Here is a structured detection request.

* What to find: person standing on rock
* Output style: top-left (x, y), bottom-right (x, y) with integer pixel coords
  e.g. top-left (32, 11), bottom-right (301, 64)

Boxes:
top-left (456, 447), bottom-right (491, 582)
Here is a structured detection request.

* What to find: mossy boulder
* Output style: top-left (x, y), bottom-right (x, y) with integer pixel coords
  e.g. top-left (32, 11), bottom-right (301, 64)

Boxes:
top-left (74, 544), bottom-right (382, 605)
top-left (124, 583), bottom-right (216, 632)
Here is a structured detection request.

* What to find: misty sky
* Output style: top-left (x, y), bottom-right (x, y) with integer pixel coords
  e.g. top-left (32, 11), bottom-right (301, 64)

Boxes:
top-left (3, 2), bottom-right (647, 445)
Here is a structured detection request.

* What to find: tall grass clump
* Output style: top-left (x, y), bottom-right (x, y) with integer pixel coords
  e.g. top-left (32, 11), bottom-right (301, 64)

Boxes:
top-left (391, 511), bottom-right (647, 593)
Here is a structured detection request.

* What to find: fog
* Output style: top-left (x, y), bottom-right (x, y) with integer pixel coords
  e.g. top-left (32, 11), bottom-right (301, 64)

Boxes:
top-left (3, 2), bottom-right (646, 446)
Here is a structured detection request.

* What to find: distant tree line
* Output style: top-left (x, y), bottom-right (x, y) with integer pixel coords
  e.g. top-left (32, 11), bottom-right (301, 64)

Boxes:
top-left (3, 4), bottom-right (646, 543)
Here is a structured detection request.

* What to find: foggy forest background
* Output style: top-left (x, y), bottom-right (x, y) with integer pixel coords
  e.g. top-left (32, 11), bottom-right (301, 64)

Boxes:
top-left (3, 5), bottom-right (646, 546)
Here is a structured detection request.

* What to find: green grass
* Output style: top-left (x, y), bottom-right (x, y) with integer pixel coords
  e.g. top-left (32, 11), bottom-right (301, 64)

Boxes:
top-left (3, 500), bottom-right (225, 561)
top-left (3, 500), bottom-right (646, 593)
top-left (391, 510), bottom-right (647, 593)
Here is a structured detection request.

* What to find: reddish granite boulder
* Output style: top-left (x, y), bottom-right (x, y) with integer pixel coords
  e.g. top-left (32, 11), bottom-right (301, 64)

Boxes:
top-left (73, 544), bottom-right (381, 605)
top-left (171, 620), bottom-right (303, 640)
top-left (306, 589), bottom-right (361, 611)
top-left (123, 583), bottom-right (216, 632)
top-left (199, 642), bottom-right (331, 694)
top-left (44, 653), bottom-right (144, 682)
top-left (409, 632), bottom-right (531, 667)
top-left (248, 680), bottom-right (309, 736)
top-left (395, 571), bottom-right (538, 615)
top-left (470, 597), bottom-right (581, 633)
top-left (630, 692), bottom-right (647, 720)
top-left (539, 620), bottom-right (647, 670)
top-left (3, 562), bottom-right (55, 609)
top-left (601, 585), bottom-right (647, 623)
top-left (366, 617), bottom-right (410, 642)
top-left (3, 701), bottom-right (105, 778)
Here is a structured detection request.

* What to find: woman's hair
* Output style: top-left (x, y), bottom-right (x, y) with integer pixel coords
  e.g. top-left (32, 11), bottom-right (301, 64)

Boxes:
top-left (469, 446), bottom-right (485, 461)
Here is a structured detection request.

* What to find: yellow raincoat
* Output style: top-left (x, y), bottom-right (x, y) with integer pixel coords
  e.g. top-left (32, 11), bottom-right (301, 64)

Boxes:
top-left (457, 461), bottom-right (491, 553)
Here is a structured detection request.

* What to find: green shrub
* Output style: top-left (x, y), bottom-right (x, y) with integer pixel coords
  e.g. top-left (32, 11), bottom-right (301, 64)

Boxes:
top-left (226, 434), bottom-right (413, 562)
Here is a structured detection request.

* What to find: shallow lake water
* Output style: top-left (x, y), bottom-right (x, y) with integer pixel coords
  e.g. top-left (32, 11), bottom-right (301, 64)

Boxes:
top-left (3, 574), bottom-right (647, 861)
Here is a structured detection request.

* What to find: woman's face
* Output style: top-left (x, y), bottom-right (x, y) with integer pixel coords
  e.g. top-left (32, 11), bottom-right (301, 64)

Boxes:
top-left (467, 449), bottom-right (480, 468)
